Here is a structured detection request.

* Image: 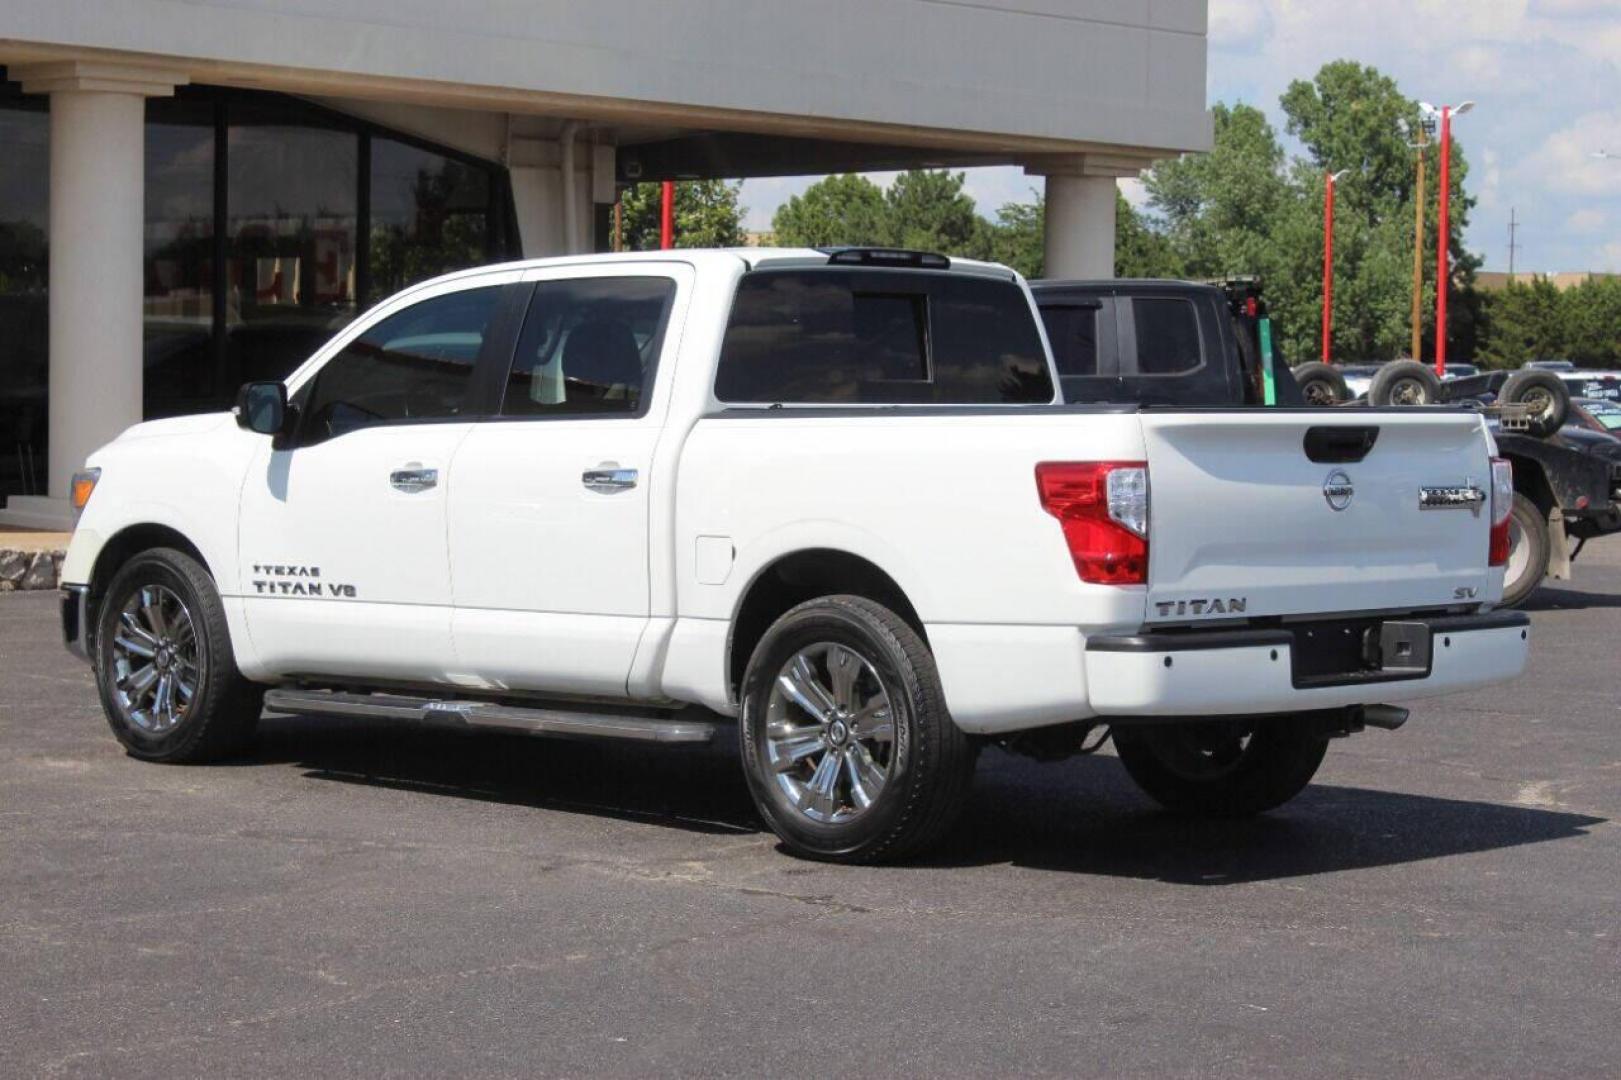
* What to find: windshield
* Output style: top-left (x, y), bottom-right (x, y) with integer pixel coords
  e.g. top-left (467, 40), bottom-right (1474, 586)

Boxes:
top-left (1589, 407), bottom-right (1621, 431)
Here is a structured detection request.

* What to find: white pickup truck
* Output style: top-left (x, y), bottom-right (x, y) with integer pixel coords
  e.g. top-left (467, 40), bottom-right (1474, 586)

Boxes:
top-left (61, 247), bottom-right (1529, 862)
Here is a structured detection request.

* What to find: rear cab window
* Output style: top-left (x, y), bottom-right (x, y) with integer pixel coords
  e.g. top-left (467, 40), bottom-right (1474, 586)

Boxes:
top-left (715, 268), bottom-right (1053, 405)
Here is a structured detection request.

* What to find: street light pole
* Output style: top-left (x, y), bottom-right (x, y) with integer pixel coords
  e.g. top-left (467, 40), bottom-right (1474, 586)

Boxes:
top-left (660, 181), bottom-right (675, 250)
top-left (1321, 169), bottom-right (1348, 364)
top-left (1424, 100), bottom-right (1474, 377)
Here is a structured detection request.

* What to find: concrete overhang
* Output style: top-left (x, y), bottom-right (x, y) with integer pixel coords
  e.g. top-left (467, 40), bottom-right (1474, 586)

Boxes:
top-left (1, 0), bottom-right (1211, 170)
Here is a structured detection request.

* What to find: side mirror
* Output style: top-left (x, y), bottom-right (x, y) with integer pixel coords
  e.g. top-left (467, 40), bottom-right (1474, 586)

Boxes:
top-left (235, 381), bottom-right (289, 437)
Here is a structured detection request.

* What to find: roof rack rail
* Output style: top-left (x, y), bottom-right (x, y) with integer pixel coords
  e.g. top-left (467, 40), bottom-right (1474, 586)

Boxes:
top-left (823, 247), bottom-right (951, 270)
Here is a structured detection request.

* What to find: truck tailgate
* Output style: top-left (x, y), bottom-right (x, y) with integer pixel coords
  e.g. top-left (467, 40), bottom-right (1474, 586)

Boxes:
top-left (1140, 411), bottom-right (1497, 621)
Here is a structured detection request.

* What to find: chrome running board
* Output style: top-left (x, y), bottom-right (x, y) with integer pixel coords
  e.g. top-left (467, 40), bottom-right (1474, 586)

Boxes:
top-left (262, 688), bottom-right (717, 744)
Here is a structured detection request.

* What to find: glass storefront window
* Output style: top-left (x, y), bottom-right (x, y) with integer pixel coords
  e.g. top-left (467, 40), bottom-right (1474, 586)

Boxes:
top-left (226, 103), bottom-right (359, 387)
top-left (370, 138), bottom-right (494, 298)
top-left (144, 98), bottom-right (217, 419)
top-left (0, 81), bottom-right (49, 501)
top-left (2, 80), bottom-right (517, 506)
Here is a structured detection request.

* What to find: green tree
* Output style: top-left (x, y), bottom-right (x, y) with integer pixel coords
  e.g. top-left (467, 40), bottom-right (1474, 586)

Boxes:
top-left (1476, 278), bottom-right (1567, 368)
top-left (619, 180), bottom-right (746, 250)
top-left (981, 195), bottom-right (1045, 278)
top-left (1145, 103), bottom-right (1293, 279)
top-left (771, 173), bottom-right (889, 247)
top-left (1559, 276), bottom-right (1621, 366)
top-left (1137, 63), bottom-right (1490, 365)
top-left (1115, 193), bottom-right (1183, 279)
top-left (1280, 60), bottom-right (1480, 362)
top-left (884, 170), bottom-right (982, 254)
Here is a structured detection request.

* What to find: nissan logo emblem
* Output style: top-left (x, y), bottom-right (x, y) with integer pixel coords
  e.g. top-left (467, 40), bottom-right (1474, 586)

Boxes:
top-left (1323, 469), bottom-right (1354, 511)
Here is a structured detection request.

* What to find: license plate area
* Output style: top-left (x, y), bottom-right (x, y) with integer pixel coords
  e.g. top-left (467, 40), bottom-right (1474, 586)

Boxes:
top-left (1290, 618), bottom-right (1433, 689)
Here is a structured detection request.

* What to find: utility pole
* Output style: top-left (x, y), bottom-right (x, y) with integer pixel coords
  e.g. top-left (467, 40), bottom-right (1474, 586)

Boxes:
top-left (1406, 120), bottom-right (1431, 361)
top-left (1507, 208), bottom-right (1519, 283)
top-left (1321, 170), bottom-right (1349, 364)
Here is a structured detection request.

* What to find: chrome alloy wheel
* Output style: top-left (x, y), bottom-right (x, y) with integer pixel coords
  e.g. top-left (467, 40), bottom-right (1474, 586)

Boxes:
top-left (110, 584), bottom-right (199, 734)
top-left (765, 643), bottom-right (896, 824)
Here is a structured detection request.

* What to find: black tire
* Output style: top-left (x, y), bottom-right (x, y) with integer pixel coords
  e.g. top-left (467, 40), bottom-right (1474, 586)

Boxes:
top-left (1500, 492), bottom-right (1550, 609)
top-left (94, 547), bottom-right (263, 763)
top-left (1369, 359), bottom-right (1442, 406)
top-left (1500, 370), bottom-right (1570, 438)
top-left (1113, 718), bottom-right (1329, 817)
top-left (738, 595), bottom-right (976, 863)
top-left (1291, 361), bottom-right (1350, 406)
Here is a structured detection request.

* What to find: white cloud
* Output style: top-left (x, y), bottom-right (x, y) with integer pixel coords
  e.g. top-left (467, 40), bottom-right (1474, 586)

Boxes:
top-left (1208, 0), bottom-right (1271, 48)
top-left (1566, 207), bottom-right (1607, 232)
top-left (1524, 111), bottom-right (1621, 196)
top-left (1535, 0), bottom-right (1619, 17)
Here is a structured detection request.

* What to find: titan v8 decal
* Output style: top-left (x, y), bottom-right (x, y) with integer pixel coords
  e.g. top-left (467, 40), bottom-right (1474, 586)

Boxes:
top-left (1154, 597), bottom-right (1248, 617)
top-left (249, 564), bottom-right (357, 599)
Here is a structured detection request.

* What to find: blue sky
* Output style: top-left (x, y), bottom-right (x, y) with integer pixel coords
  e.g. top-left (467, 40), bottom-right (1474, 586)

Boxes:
top-left (741, 0), bottom-right (1621, 275)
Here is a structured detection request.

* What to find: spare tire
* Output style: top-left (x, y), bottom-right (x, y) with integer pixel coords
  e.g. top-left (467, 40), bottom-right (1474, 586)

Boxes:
top-left (1292, 362), bottom-right (1350, 406)
top-left (1500, 369), bottom-right (1570, 438)
top-left (1369, 360), bottom-right (1442, 407)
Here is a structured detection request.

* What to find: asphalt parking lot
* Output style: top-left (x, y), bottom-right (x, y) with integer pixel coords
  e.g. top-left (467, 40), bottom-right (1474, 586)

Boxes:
top-left (3, 544), bottom-right (1618, 1079)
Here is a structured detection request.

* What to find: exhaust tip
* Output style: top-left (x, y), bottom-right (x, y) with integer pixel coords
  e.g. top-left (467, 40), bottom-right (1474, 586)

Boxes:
top-left (1360, 704), bottom-right (1410, 731)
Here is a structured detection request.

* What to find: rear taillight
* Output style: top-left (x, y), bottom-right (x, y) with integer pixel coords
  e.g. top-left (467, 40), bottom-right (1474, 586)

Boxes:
top-left (1489, 457), bottom-right (1513, 567)
top-left (1035, 462), bottom-right (1149, 585)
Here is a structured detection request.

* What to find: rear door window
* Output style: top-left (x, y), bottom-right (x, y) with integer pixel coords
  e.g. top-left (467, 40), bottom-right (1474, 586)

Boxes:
top-left (1040, 303), bottom-right (1102, 378)
top-left (715, 268), bottom-right (1053, 405)
top-left (1132, 297), bottom-right (1203, 375)
top-left (501, 276), bottom-right (677, 417)
top-left (1119, 294), bottom-right (1239, 406)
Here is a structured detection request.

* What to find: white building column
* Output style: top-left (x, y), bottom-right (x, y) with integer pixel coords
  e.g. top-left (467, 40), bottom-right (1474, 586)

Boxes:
top-left (0, 62), bottom-right (186, 530)
top-left (507, 133), bottom-right (615, 257)
top-left (1027, 155), bottom-right (1152, 281)
top-left (1044, 173), bottom-right (1116, 280)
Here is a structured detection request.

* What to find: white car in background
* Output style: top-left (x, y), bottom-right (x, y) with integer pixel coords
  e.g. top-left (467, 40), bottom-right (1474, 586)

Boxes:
top-left (1339, 363), bottom-right (1381, 398)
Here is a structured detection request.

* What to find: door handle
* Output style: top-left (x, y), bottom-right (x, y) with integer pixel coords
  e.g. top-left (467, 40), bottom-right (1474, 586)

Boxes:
top-left (582, 467), bottom-right (637, 493)
top-left (390, 466), bottom-right (438, 493)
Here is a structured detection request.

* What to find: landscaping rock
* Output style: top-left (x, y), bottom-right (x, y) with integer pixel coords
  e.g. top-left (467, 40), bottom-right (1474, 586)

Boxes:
top-left (19, 552), bottom-right (59, 590)
top-left (0, 549), bottom-right (28, 585)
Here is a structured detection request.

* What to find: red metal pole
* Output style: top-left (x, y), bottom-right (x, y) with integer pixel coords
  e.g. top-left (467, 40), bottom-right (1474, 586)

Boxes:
top-left (660, 181), bottom-right (675, 250)
top-left (1321, 173), bottom-right (1335, 364)
top-left (1435, 107), bottom-right (1452, 377)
